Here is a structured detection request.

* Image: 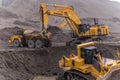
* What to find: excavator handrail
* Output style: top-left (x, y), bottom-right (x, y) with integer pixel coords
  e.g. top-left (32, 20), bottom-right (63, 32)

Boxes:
top-left (45, 3), bottom-right (73, 9)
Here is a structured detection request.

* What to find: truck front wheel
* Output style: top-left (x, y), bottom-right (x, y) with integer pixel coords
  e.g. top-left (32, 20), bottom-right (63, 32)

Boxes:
top-left (13, 39), bottom-right (20, 47)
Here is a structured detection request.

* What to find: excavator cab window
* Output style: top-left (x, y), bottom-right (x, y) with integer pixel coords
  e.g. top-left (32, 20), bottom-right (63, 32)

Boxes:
top-left (78, 24), bottom-right (90, 33)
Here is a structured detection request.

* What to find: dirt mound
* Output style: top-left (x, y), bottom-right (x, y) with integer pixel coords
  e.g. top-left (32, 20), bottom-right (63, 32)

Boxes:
top-left (47, 26), bottom-right (62, 34)
top-left (0, 46), bottom-right (76, 80)
top-left (0, 27), bottom-right (24, 41)
top-left (0, 8), bottom-right (18, 19)
top-left (106, 69), bottom-right (120, 80)
top-left (47, 26), bottom-right (71, 42)
top-left (13, 20), bottom-right (32, 27)
top-left (96, 44), bottom-right (118, 59)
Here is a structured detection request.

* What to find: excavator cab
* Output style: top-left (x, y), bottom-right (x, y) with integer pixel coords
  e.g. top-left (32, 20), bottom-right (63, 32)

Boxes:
top-left (82, 46), bottom-right (101, 72)
top-left (78, 24), bottom-right (90, 33)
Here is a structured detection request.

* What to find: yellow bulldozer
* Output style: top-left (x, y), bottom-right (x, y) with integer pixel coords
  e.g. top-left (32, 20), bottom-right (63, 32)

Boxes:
top-left (59, 42), bottom-right (120, 80)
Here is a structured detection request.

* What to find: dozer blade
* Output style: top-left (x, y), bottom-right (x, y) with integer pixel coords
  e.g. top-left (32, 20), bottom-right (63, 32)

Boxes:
top-left (98, 67), bottom-right (120, 80)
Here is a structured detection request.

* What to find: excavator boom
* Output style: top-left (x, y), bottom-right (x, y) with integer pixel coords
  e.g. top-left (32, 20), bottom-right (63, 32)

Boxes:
top-left (40, 3), bottom-right (82, 37)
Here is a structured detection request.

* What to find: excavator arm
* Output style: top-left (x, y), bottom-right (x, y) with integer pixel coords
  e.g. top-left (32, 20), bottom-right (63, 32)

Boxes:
top-left (40, 3), bottom-right (82, 37)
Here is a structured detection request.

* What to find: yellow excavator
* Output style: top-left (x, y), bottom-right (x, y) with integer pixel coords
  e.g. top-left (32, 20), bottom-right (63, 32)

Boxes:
top-left (59, 42), bottom-right (120, 80)
top-left (40, 3), bottom-right (109, 45)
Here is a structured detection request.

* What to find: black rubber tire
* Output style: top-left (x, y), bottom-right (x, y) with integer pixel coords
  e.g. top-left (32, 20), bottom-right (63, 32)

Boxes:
top-left (28, 39), bottom-right (35, 48)
top-left (45, 40), bottom-right (52, 47)
top-left (13, 39), bottom-right (20, 47)
top-left (73, 77), bottom-right (79, 80)
top-left (73, 75), bottom-right (84, 80)
top-left (66, 42), bottom-right (70, 46)
top-left (65, 73), bottom-right (85, 80)
top-left (35, 40), bottom-right (43, 48)
top-left (65, 73), bottom-right (74, 80)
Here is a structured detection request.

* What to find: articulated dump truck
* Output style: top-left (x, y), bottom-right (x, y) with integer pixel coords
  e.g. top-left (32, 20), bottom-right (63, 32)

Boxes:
top-left (59, 42), bottom-right (120, 80)
top-left (9, 30), bottom-right (52, 48)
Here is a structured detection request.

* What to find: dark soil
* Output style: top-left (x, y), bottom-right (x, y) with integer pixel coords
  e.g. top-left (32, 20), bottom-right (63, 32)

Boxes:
top-left (0, 44), bottom-right (119, 80)
top-left (0, 27), bottom-right (24, 41)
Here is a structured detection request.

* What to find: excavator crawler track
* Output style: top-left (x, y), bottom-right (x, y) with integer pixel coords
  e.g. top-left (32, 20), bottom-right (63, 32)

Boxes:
top-left (64, 70), bottom-right (96, 80)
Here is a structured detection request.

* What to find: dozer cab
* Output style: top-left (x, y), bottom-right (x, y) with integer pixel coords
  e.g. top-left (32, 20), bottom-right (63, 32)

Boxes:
top-left (59, 42), bottom-right (120, 80)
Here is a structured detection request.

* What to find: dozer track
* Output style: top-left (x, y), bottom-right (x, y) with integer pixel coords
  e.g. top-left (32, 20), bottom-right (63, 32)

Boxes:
top-left (64, 70), bottom-right (96, 80)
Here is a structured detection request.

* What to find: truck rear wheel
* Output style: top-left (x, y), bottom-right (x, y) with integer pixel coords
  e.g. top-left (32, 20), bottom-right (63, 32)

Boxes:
top-left (65, 73), bottom-right (74, 80)
top-left (35, 40), bottom-right (43, 48)
top-left (28, 39), bottom-right (35, 48)
top-left (45, 40), bottom-right (52, 47)
top-left (13, 39), bottom-right (20, 47)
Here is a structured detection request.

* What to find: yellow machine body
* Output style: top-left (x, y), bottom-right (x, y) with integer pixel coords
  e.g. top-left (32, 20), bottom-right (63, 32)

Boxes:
top-left (59, 42), bottom-right (120, 80)
top-left (9, 30), bottom-right (51, 48)
top-left (40, 3), bottom-right (109, 39)
top-left (9, 34), bottom-right (23, 43)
